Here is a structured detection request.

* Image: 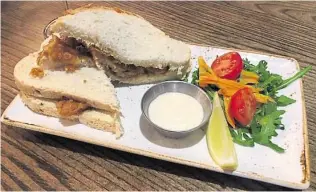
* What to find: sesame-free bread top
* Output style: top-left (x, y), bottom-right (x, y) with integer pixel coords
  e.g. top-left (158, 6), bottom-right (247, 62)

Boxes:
top-left (49, 6), bottom-right (191, 70)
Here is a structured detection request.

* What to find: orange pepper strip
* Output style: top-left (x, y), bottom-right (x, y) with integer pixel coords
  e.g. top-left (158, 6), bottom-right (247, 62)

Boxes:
top-left (239, 70), bottom-right (259, 85)
top-left (217, 78), bottom-right (262, 92)
top-left (254, 93), bottom-right (275, 103)
top-left (199, 83), bottom-right (208, 88)
top-left (241, 70), bottom-right (259, 80)
top-left (198, 56), bottom-right (217, 87)
top-left (239, 78), bottom-right (259, 85)
top-left (223, 96), bottom-right (236, 128)
top-left (218, 88), bottom-right (238, 97)
top-left (198, 56), bottom-right (215, 75)
top-left (200, 77), bottom-right (262, 93)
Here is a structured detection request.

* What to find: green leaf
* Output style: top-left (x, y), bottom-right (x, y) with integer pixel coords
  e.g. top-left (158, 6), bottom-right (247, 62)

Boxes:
top-left (240, 128), bottom-right (250, 134)
top-left (262, 102), bottom-right (277, 115)
top-left (230, 129), bottom-right (255, 147)
top-left (264, 141), bottom-right (285, 153)
top-left (236, 129), bottom-right (243, 140)
top-left (257, 60), bottom-right (268, 72)
top-left (257, 60), bottom-right (270, 82)
top-left (203, 86), bottom-right (217, 100)
top-left (250, 115), bottom-right (260, 135)
top-left (261, 74), bottom-right (282, 88)
top-left (252, 110), bottom-right (285, 152)
top-left (205, 90), bottom-right (215, 100)
top-left (276, 95), bottom-right (296, 106)
top-left (243, 133), bottom-right (251, 140)
top-left (274, 118), bottom-right (282, 125)
top-left (276, 66), bottom-right (312, 90)
top-left (230, 129), bottom-right (237, 137)
top-left (182, 73), bottom-right (189, 82)
top-left (243, 58), bottom-right (257, 72)
top-left (191, 68), bottom-right (199, 85)
top-left (234, 138), bottom-right (255, 147)
top-left (253, 135), bottom-right (285, 152)
top-left (256, 111), bottom-right (284, 137)
top-left (264, 110), bottom-right (285, 121)
top-left (258, 115), bottom-right (276, 136)
top-left (252, 133), bottom-right (270, 145)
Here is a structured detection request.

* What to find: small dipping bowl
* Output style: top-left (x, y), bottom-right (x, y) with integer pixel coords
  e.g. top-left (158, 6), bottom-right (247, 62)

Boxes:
top-left (141, 81), bottom-right (212, 138)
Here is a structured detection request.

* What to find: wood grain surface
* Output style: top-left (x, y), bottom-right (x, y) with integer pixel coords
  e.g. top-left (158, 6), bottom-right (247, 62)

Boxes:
top-left (1, 1), bottom-right (316, 191)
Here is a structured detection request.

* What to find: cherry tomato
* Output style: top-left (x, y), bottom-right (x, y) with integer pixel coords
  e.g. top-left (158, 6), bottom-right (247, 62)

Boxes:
top-left (230, 88), bottom-right (257, 126)
top-left (211, 52), bottom-right (243, 80)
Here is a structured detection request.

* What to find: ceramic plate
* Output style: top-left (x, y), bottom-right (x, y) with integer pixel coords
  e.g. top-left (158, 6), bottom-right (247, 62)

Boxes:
top-left (1, 45), bottom-right (310, 189)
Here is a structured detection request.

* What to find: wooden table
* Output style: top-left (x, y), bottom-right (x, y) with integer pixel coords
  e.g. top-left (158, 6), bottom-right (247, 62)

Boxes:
top-left (2, 1), bottom-right (316, 191)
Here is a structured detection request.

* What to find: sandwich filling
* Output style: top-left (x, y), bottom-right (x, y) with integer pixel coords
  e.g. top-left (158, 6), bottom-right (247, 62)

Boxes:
top-left (37, 35), bottom-right (170, 78)
top-left (89, 47), bottom-right (169, 78)
top-left (19, 92), bottom-right (122, 137)
top-left (37, 35), bottom-right (94, 72)
top-left (56, 99), bottom-right (89, 116)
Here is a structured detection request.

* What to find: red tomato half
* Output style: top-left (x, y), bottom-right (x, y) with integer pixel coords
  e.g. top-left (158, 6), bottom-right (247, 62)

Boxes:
top-left (211, 52), bottom-right (243, 80)
top-left (230, 88), bottom-right (257, 126)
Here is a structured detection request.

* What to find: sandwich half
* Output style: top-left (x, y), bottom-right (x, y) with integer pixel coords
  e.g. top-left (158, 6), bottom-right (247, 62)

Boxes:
top-left (14, 50), bottom-right (123, 137)
top-left (44, 5), bottom-right (191, 84)
top-left (20, 93), bottom-right (120, 135)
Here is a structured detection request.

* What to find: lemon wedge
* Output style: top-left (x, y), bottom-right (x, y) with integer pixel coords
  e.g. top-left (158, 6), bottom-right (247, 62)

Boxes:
top-left (206, 92), bottom-right (238, 171)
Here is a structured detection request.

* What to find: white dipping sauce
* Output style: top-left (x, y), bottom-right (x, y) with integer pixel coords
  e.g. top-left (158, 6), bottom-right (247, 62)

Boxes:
top-left (148, 92), bottom-right (204, 131)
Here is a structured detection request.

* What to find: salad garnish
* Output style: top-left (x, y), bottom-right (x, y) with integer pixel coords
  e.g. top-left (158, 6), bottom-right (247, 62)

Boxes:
top-left (190, 52), bottom-right (311, 152)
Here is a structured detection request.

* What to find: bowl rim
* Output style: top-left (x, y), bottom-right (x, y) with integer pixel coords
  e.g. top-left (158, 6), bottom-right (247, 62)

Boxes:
top-left (141, 80), bottom-right (212, 134)
top-left (43, 18), bottom-right (57, 38)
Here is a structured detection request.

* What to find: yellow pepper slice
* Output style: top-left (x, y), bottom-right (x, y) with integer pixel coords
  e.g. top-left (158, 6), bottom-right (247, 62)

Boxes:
top-left (223, 96), bottom-right (236, 128)
top-left (239, 70), bottom-right (259, 84)
top-left (254, 93), bottom-right (275, 103)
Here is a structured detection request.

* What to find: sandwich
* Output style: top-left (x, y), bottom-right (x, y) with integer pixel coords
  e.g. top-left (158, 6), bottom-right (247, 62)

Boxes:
top-left (14, 5), bottom-right (192, 136)
top-left (14, 40), bottom-right (123, 137)
top-left (42, 5), bottom-right (191, 84)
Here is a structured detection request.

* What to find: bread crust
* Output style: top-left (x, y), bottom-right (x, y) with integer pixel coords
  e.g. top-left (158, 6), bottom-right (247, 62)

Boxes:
top-left (64, 4), bottom-right (142, 18)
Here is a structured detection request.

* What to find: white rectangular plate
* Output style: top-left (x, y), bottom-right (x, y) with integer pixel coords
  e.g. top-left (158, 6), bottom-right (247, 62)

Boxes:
top-left (1, 45), bottom-right (310, 189)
